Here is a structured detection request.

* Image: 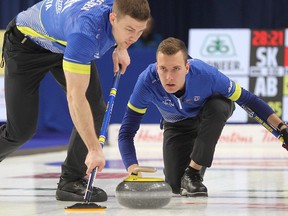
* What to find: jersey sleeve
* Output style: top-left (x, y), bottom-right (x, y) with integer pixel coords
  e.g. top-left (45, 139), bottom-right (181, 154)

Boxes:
top-left (63, 33), bottom-right (96, 74)
top-left (215, 74), bottom-right (275, 121)
top-left (211, 68), bottom-right (239, 98)
top-left (233, 86), bottom-right (275, 121)
top-left (127, 72), bottom-right (153, 114)
top-left (118, 70), bottom-right (154, 169)
top-left (210, 67), bottom-right (275, 121)
top-left (118, 107), bottom-right (144, 169)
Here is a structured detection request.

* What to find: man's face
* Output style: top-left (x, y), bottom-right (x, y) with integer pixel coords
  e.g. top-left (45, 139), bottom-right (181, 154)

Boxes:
top-left (110, 13), bottom-right (147, 48)
top-left (156, 51), bottom-right (189, 94)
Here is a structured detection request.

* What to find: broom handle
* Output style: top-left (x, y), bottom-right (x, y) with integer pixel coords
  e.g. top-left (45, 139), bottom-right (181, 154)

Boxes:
top-left (241, 105), bottom-right (283, 142)
top-left (84, 69), bottom-right (122, 202)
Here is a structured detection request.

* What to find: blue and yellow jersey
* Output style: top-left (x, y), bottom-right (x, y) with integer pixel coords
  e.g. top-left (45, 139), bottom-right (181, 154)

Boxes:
top-left (128, 58), bottom-right (241, 122)
top-left (118, 58), bottom-right (275, 169)
top-left (16, 0), bottom-right (115, 74)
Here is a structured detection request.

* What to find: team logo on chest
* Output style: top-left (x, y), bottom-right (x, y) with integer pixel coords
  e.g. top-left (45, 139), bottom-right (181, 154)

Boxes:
top-left (162, 97), bottom-right (174, 107)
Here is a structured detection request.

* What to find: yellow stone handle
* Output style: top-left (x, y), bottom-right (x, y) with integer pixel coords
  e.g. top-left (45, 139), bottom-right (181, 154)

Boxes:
top-left (132, 166), bottom-right (157, 175)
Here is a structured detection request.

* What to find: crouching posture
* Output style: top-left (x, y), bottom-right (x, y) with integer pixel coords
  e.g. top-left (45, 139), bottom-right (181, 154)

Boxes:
top-left (118, 37), bottom-right (288, 197)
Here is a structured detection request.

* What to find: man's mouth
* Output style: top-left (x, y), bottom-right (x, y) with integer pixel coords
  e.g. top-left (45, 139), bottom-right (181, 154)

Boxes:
top-left (166, 84), bottom-right (175, 87)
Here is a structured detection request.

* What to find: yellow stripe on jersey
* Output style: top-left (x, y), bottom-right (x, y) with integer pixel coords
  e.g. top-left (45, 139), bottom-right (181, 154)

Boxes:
top-left (17, 26), bottom-right (67, 46)
top-left (63, 60), bottom-right (91, 74)
top-left (128, 102), bottom-right (147, 114)
top-left (229, 83), bottom-right (242, 101)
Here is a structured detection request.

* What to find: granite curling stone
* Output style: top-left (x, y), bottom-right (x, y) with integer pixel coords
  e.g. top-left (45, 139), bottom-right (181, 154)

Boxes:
top-left (115, 167), bottom-right (172, 209)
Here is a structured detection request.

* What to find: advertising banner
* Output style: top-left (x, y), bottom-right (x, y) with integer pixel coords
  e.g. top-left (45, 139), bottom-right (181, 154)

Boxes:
top-left (188, 29), bottom-right (251, 122)
top-left (108, 124), bottom-right (280, 147)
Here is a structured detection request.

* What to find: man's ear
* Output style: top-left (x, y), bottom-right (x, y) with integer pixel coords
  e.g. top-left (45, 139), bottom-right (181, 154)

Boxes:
top-left (186, 61), bottom-right (190, 73)
top-left (109, 12), bottom-right (117, 24)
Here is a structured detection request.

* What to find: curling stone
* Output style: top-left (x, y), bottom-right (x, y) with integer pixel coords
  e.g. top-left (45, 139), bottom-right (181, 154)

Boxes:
top-left (115, 166), bottom-right (172, 209)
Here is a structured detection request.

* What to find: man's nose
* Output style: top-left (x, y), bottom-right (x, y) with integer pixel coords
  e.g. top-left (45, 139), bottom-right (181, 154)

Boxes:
top-left (166, 72), bottom-right (173, 80)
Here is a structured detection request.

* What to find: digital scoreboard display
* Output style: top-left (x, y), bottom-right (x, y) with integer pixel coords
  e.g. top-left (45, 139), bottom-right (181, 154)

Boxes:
top-left (249, 29), bottom-right (285, 121)
top-left (252, 30), bottom-right (284, 47)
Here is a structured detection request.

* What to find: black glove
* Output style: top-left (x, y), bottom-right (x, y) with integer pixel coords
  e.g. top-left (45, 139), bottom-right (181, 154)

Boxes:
top-left (280, 127), bottom-right (288, 151)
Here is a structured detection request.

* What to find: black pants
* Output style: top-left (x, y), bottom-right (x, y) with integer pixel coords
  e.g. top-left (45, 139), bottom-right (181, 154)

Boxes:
top-left (1, 18), bottom-right (106, 180)
top-left (162, 97), bottom-right (235, 193)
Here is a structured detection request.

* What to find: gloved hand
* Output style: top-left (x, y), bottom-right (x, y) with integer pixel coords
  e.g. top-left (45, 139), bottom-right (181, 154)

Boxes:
top-left (280, 127), bottom-right (288, 151)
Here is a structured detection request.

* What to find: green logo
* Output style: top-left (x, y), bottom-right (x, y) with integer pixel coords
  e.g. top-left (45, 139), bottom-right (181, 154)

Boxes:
top-left (201, 34), bottom-right (236, 57)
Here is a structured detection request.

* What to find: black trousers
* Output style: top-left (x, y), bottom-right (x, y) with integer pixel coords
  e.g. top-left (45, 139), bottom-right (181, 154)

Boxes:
top-left (1, 18), bottom-right (106, 180)
top-left (162, 97), bottom-right (235, 193)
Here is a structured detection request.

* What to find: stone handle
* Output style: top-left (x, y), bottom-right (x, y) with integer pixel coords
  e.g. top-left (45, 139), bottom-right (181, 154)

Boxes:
top-left (132, 166), bottom-right (157, 175)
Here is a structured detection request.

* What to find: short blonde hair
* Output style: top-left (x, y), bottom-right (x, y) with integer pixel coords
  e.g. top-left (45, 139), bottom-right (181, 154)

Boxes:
top-left (156, 37), bottom-right (188, 63)
top-left (113, 0), bottom-right (150, 21)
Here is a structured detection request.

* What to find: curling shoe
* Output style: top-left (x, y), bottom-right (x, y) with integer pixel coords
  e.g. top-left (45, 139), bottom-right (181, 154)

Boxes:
top-left (180, 167), bottom-right (208, 197)
top-left (56, 177), bottom-right (108, 202)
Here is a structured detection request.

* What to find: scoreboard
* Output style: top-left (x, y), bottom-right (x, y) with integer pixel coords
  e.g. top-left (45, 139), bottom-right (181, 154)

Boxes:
top-left (250, 30), bottom-right (285, 121)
